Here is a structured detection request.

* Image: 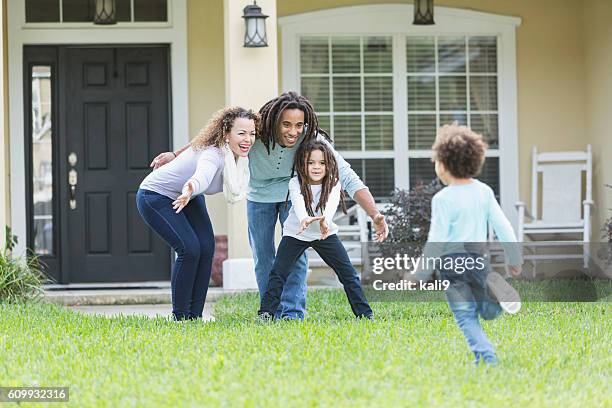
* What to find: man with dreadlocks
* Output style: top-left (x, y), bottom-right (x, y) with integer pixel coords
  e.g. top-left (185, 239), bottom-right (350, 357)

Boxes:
top-left (151, 91), bottom-right (388, 320)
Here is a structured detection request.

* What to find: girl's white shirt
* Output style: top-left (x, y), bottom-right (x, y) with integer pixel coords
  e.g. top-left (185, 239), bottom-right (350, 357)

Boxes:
top-left (283, 176), bottom-right (341, 242)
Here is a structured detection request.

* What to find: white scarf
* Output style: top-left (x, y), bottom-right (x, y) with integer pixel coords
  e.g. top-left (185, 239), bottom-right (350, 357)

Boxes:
top-left (222, 144), bottom-right (250, 203)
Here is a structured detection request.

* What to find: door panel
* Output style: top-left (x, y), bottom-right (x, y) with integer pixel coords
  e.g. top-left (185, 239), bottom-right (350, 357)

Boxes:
top-left (63, 46), bottom-right (171, 283)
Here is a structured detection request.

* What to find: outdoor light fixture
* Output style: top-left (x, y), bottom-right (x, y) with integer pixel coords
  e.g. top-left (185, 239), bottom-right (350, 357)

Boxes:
top-left (413, 0), bottom-right (435, 25)
top-left (94, 0), bottom-right (117, 25)
top-left (243, 1), bottom-right (268, 47)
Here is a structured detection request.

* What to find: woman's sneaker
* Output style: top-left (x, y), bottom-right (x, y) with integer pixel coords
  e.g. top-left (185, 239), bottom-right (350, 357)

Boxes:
top-left (486, 272), bottom-right (521, 314)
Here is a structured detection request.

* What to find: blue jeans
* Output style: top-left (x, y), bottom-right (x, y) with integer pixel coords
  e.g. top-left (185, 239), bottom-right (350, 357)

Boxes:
top-left (440, 253), bottom-right (503, 364)
top-left (247, 200), bottom-right (307, 319)
top-left (259, 235), bottom-right (372, 318)
top-left (136, 189), bottom-right (215, 320)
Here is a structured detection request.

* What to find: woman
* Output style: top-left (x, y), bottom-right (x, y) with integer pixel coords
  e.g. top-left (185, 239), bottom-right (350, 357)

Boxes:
top-left (137, 106), bottom-right (258, 320)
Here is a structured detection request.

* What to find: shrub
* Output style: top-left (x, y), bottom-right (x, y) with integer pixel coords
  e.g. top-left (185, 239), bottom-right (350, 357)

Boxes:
top-left (0, 226), bottom-right (46, 303)
top-left (382, 178), bottom-right (443, 249)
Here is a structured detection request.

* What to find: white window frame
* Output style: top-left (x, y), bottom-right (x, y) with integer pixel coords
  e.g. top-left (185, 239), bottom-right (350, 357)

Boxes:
top-left (7, 0), bottom-right (189, 255)
top-left (279, 4), bottom-right (521, 228)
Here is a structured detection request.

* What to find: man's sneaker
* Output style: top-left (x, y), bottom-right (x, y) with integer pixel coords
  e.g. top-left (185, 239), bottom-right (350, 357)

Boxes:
top-left (357, 313), bottom-right (375, 321)
top-left (486, 272), bottom-right (521, 314)
top-left (258, 311), bottom-right (274, 322)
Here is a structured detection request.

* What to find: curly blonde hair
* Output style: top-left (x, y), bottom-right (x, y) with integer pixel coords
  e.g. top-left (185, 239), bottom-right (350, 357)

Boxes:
top-left (432, 123), bottom-right (488, 178)
top-left (191, 106), bottom-right (260, 150)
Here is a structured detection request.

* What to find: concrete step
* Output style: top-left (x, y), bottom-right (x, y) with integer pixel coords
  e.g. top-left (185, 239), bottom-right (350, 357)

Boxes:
top-left (44, 286), bottom-right (254, 306)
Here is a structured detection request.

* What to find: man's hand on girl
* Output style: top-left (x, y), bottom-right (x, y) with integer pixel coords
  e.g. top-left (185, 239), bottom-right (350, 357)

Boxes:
top-left (319, 219), bottom-right (330, 240)
top-left (372, 213), bottom-right (388, 242)
top-left (173, 182), bottom-right (194, 213)
top-left (298, 216), bottom-right (324, 235)
top-left (150, 151), bottom-right (176, 170)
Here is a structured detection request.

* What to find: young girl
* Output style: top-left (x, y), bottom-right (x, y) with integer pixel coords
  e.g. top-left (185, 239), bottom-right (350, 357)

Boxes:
top-left (417, 123), bottom-right (522, 365)
top-left (258, 141), bottom-right (375, 320)
top-left (137, 107), bottom-right (258, 321)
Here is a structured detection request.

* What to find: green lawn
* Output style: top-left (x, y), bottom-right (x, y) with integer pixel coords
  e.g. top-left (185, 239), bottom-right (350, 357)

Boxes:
top-left (1, 291), bottom-right (610, 407)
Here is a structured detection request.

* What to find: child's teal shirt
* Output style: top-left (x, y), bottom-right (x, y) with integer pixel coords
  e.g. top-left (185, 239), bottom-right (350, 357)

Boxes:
top-left (424, 179), bottom-right (521, 266)
top-left (247, 134), bottom-right (366, 203)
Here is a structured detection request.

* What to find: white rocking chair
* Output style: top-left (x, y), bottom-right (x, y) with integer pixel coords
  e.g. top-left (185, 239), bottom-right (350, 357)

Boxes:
top-left (515, 145), bottom-right (594, 275)
top-left (515, 145), bottom-right (593, 242)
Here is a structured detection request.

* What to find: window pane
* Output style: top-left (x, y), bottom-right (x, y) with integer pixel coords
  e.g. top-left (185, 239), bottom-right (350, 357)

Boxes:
top-left (409, 158), bottom-right (437, 188)
top-left (31, 66), bottom-right (54, 255)
top-left (333, 77), bottom-right (361, 112)
top-left (134, 0), bottom-right (167, 22)
top-left (470, 76), bottom-right (498, 111)
top-left (26, 0), bottom-right (60, 22)
top-left (301, 37), bottom-right (329, 74)
top-left (439, 76), bottom-right (467, 111)
top-left (439, 113), bottom-right (467, 127)
top-left (479, 158), bottom-right (500, 200)
top-left (333, 115), bottom-right (362, 150)
top-left (347, 159), bottom-right (395, 200)
top-left (364, 77), bottom-right (393, 111)
top-left (302, 77), bottom-right (330, 112)
top-left (116, 0), bottom-right (131, 22)
top-left (332, 37), bottom-right (360, 74)
top-left (407, 37), bottom-right (435, 73)
top-left (407, 76), bottom-right (436, 111)
top-left (408, 114), bottom-right (436, 150)
top-left (470, 114), bottom-right (499, 148)
top-left (365, 115), bottom-right (393, 150)
top-left (364, 37), bottom-right (392, 74)
top-left (318, 115), bottom-right (330, 135)
top-left (62, 0), bottom-right (92, 22)
top-left (469, 37), bottom-right (497, 73)
top-left (438, 37), bottom-right (466, 73)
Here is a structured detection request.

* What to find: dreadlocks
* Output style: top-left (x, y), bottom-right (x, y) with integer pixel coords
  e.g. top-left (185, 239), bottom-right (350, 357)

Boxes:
top-left (293, 140), bottom-right (347, 217)
top-left (258, 91), bottom-right (323, 154)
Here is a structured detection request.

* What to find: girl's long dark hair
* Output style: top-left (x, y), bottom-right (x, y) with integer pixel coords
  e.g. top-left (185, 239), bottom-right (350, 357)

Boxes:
top-left (292, 141), bottom-right (347, 217)
top-left (259, 91), bottom-right (329, 153)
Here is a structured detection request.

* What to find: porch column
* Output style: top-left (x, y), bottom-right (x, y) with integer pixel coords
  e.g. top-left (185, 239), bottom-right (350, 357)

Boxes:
top-left (222, 0), bottom-right (278, 286)
top-left (0, 0), bottom-right (8, 248)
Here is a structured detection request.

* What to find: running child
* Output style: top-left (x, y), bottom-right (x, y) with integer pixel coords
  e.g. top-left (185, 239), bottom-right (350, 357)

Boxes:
top-left (258, 140), bottom-right (377, 320)
top-left (417, 123), bottom-right (522, 365)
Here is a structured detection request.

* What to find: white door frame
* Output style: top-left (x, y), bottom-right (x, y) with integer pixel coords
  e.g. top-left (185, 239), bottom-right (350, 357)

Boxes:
top-left (279, 4), bottom-right (522, 229)
top-left (7, 0), bottom-right (189, 255)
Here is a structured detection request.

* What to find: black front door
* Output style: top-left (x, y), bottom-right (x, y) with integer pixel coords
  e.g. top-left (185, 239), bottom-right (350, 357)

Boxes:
top-left (24, 45), bottom-right (171, 283)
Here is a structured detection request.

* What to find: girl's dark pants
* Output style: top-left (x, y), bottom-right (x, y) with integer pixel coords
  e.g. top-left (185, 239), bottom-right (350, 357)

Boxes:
top-left (260, 234), bottom-right (373, 317)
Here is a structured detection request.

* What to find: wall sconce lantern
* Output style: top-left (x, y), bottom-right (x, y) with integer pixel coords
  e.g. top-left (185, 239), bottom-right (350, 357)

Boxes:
top-left (413, 0), bottom-right (435, 25)
top-left (243, 1), bottom-right (268, 47)
top-left (94, 0), bottom-right (117, 25)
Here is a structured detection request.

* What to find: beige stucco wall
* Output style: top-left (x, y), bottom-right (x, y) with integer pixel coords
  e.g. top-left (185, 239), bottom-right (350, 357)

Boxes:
top-left (187, 0), bottom-right (228, 235)
top-left (584, 0), bottom-right (612, 241)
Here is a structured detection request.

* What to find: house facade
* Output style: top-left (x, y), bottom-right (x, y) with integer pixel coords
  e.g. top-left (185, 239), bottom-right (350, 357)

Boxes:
top-left (0, 0), bottom-right (610, 284)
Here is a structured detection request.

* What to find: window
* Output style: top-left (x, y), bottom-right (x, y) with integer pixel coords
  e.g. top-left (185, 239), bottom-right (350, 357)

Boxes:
top-left (31, 66), bottom-right (54, 255)
top-left (25, 0), bottom-right (167, 23)
top-left (300, 34), bottom-right (500, 201)
top-left (301, 36), bottom-right (395, 201)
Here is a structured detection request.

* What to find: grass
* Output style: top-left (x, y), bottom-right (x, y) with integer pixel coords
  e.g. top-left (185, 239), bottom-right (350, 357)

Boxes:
top-left (1, 290), bottom-right (611, 407)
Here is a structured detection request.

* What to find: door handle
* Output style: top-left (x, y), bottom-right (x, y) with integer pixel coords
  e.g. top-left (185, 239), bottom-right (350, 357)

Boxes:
top-left (68, 168), bottom-right (77, 210)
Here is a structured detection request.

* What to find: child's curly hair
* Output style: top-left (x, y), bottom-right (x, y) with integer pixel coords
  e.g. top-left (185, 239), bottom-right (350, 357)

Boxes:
top-left (191, 106), bottom-right (260, 150)
top-left (432, 123), bottom-right (488, 178)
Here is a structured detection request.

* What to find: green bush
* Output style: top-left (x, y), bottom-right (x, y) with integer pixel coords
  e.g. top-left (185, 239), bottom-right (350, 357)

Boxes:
top-left (0, 226), bottom-right (46, 303)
